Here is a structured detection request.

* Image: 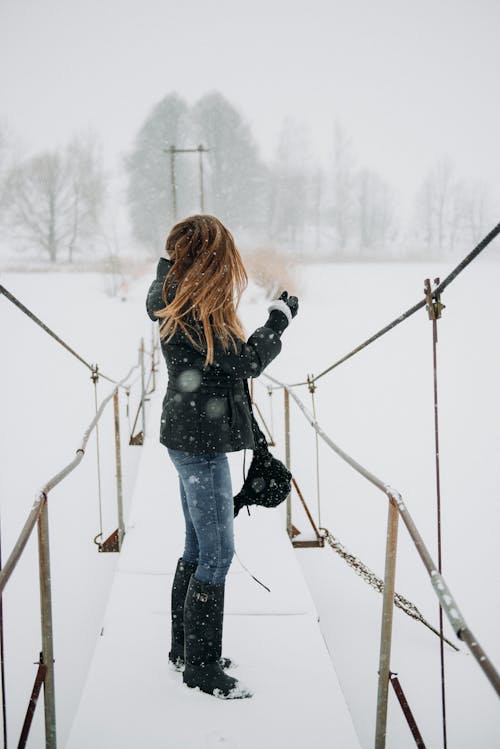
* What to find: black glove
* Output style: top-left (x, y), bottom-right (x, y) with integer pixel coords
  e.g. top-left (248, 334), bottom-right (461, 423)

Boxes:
top-left (277, 290), bottom-right (299, 319)
top-left (264, 290), bottom-right (299, 336)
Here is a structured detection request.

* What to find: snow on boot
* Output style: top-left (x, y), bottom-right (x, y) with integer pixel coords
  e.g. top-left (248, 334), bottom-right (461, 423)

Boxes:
top-left (168, 558), bottom-right (237, 672)
top-left (183, 575), bottom-right (253, 699)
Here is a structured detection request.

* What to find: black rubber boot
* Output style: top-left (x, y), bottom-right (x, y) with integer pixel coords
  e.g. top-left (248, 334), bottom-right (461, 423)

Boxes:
top-left (168, 558), bottom-right (197, 670)
top-left (168, 558), bottom-right (236, 672)
top-left (183, 575), bottom-right (253, 699)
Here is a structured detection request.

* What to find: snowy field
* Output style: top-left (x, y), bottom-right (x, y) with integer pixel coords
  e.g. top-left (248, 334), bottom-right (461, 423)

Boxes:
top-left (1, 254), bottom-right (499, 747)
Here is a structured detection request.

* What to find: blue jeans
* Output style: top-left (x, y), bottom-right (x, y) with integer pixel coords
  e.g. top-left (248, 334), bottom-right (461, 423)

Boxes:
top-left (167, 448), bottom-right (235, 585)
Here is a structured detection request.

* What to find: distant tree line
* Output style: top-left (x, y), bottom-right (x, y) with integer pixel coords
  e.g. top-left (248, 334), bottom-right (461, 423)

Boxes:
top-left (125, 92), bottom-right (495, 260)
top-left (124, 92), bottom-right (269, 250)
top-left (0, 94), bottom-right (495, 262)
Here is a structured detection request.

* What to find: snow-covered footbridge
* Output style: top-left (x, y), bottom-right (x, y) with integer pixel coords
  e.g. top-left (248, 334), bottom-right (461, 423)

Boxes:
top-left (2, 224), bottom-right (500, 749)
top-left (65, 385), bottom-right (361, 747)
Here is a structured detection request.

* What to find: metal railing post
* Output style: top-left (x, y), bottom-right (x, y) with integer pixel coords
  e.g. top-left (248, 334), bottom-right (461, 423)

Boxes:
top-left (37, 495), bottom-right (57, 749)
top-left (113, 390), bottom-right (125, 549)
top-left (140, 338), bottom-right (146, 440)
top-left (284, 388), bottom-right (292, 539)
top-left (375, 497), bottom-right (399, 749)
top-left (151, 324), bottom-right (156, 393)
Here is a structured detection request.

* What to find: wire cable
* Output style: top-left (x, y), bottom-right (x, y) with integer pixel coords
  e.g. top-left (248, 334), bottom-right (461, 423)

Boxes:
top-left (0, 283), bottom-right (123, 386)
top-left (286, 221), bottom-right (500, 388)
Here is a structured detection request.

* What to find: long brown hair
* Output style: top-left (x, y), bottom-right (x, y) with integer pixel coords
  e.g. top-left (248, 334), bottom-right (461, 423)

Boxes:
top-left (155, 215), bottom-right (248, 365)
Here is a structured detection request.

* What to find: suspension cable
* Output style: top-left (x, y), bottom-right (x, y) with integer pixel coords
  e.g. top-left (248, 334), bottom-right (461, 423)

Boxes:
top-left (424, 277), bottom-right (448, 748)
top-left (262, 371), bottom-right (500, 697)
top-left (308, 375), bottom-right (322, 529)
top-left (0, 364), bottom-right (138, 596)
top-left (0, 512), bottom-right (7, 749)
top-left (287, 221), bottom-right (500, 388)
top-left (91, 367), bottom-right (105, 548)
top-left (0, 284), bottom-right (122, 387)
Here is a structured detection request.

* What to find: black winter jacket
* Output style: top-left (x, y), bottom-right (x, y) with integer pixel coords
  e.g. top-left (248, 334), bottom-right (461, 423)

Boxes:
top-left (146, 258), bottom-right (285, 453)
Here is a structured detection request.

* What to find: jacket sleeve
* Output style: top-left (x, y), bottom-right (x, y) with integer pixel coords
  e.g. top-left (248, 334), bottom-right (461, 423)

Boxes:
top-left (210, 324), bottom-right (282, 380)
top-left (146, 257), bottom-right (284, 379)
top-left (146, 258), bottom-right (173, 321)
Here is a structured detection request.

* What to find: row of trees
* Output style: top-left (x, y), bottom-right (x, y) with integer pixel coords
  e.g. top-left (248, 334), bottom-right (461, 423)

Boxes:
top-left (0, 125), bottom-right (107, 263)
top-left (125, 96), bottom-right (399, 254)
top-left (0, 94), bottom-right (495, 262)
top-left (414, 158), bottom-right (493, 256)
top-left (126, 93), bottom-right (495, 259)
top-left (125, 93), bottom-right (268, 249)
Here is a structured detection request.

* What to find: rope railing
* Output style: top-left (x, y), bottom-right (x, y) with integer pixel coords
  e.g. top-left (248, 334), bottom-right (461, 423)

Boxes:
top-left (255, 223), bottom-right (500, 747)
top-left (286, 221), bottom-right (500, 387)
top-left (2, 223), bottom-right (498, 746)
top-left (0, 355), bottom-right (152, 749)
top-left (261, 370), bottom-right (500, 747)
top-left (0, 365), bottom-right (138, 597)
top-left (0, 283), bottom-right (125, 387)
top-left (0, 285), bottom-right (160, 747)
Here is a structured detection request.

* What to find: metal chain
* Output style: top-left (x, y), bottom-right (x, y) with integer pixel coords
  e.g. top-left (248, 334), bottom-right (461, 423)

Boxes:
top-left (321, 528), bottom-right (458, 651)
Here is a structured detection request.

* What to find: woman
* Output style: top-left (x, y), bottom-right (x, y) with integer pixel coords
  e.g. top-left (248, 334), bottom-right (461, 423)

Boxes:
top-left (146, 214), bottom-right (298, 700)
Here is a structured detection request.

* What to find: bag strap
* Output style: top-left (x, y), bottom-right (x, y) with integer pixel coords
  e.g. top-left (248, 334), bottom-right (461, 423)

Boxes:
top-left (243, 379), bottom-right (268, 453)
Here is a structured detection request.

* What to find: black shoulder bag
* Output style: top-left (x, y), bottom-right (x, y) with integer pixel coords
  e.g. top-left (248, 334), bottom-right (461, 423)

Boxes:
top-left (233, 381), bottom-right (292, 518)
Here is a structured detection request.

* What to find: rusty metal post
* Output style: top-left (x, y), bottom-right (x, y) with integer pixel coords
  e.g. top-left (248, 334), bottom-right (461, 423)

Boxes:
top-left (18, 654), bottom-right (47, 749)
top-left (140, 338), bottom-right (146, 440)
top-left (425, 276), bottom-right (448, 749)
top-left (375, 497), bottom-right (399, 749)
top-left (284, 388), bottom-right (292, 539)
top-left (0, 512), bottom-right (7, 749)
top-left (389, 673), bottom-right (427, 748)
top-left (37, 495), bottom-right (57, 748)
top-left (113, 390), bottom-right (125, 549)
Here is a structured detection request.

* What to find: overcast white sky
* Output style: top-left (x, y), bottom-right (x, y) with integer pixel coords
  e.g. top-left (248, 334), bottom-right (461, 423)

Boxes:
top-left (1, 0), bottom-right (499, 207)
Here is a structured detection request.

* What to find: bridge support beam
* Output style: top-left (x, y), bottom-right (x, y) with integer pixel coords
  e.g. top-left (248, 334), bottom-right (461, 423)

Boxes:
top-left (375, 497), bottom-right (399, 749)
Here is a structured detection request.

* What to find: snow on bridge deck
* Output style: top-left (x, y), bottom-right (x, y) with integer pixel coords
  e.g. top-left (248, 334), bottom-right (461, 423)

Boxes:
top-left (67, 390), bottom-right (361, 749)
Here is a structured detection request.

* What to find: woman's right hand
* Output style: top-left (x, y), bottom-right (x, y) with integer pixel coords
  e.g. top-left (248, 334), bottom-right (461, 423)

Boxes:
top-left (265, 290), bottom-right (299, 336)
top-left (277, 290), bottom-right (299, 319)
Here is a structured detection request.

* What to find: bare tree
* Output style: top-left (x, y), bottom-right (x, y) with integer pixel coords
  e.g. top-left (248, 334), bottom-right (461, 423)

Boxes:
top-left (460, 180), bottom-right (493, 245)
top-left (355, 168), bottom-right (395, 251)
top-left (4, 151), bottom-right (67, 261)
top-left (65, 133), bottom-right (106, 262)
top-left (331, 122), bottom-right (357, 254)
top-left (311, 166), bottom-right (324, 251)
top-left (3, 132), bottom-right (106, 262)
top-left (414, 157), bottom-right (462, 256)
top-left (191, 92), bottom-right (268, 232)
top-left (0, 120), bottom-right (22, 221)
top-left (125, 93), bottom-right (193, 250)
top-left (268, 117), bottom-right (313, 247)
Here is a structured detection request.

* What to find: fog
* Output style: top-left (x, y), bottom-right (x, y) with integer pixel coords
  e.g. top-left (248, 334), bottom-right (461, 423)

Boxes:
top-left (1, 0), bottom-right (499, 259)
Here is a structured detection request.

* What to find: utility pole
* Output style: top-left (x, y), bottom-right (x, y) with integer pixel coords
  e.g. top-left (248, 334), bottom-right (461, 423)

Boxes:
top-left (197, 145), bottom-right (206, 212)
top-left (168, 145), bottom-right (177, 220)
top-left (163, 144), bottom-right (209, 220)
